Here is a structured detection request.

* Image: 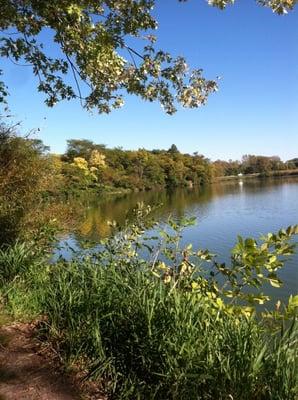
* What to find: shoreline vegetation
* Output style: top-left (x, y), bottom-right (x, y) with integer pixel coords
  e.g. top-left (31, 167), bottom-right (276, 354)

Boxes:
top-left (0, 215), bottom-right (298, 399)
top-left (57, 140), bottom-right (298, 195)
top-left (58, 168), bottom-right (298, 197)
top-left (1, 126), bottom-right (298, 399)
top-left (213, 168), bottom-right (298, 182)
top-left (2, 127), bottom-right (298, 197)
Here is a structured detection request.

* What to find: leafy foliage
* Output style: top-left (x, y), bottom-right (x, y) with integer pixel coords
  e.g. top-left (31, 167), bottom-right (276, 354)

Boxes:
top-left (0, 123), bottom-right (52, 244)
top-left (0, 0), bottom-right (217, 114)
top-left (62, 140), bottom-right (212, 191)
top-left (204, 0), bottom-right (297, 14)
top-left (145, 216), bottom-right (298, 308)
top-left (1, 1), bottom-right (296, 113)
top-left (0, 122), bottom-right (74, 246)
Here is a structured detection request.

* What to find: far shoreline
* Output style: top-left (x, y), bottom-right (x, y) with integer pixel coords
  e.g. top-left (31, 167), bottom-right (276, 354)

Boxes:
top-left (212, 168), bottom-right (298, 183)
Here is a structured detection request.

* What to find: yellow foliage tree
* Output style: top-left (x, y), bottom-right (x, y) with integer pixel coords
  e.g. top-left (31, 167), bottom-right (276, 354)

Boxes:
top-left (89, 150), bottom-right (106, 169)
top-left (72, 157), bottom-right (89, 171)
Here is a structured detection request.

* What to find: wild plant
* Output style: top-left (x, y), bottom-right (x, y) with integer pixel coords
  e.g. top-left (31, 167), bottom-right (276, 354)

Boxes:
top-left (31, 208), bottom-right (298, 399)
top-left (1, 205), bottom-right (297, 399)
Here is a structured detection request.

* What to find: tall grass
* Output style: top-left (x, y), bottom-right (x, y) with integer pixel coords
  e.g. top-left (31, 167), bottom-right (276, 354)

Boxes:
top-left (0, 241), bottom-right (44, 285)
top-left (4, 256), bottom-right (296, 400)
top-left (0, 241), bottom-right (46, 319)
top-left (0, 219), bottom-right (297, 399)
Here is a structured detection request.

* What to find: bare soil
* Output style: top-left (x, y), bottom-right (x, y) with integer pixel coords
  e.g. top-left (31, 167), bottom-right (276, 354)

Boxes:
top-left (0, 322), bottom-right (105, 400)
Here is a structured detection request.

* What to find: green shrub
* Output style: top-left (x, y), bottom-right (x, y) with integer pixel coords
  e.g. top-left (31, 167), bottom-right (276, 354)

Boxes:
top-left (0, 123), bottom-right (56, 246)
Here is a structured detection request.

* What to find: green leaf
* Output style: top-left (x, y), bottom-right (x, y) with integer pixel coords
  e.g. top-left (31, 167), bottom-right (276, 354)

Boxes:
top-left (268, 278), bottom-right (282, 288)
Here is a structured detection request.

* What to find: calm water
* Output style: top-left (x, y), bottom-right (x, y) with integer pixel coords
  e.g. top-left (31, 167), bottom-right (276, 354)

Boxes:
top-left (57, 177), bottom-right (298, 304)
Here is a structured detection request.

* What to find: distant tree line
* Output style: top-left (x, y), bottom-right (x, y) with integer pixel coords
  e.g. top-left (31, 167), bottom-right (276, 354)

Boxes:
top-left (54, 139), bottom-right (298, 191)
top-left (59, 140), bottom-right (212, 192)
top-left (212, 155), bottom-right (297, 178)
top-left (1, 125), bottom-right (297, 205)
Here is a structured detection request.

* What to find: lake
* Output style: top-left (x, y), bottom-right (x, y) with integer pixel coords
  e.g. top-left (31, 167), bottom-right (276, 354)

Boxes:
top-left (57, 176), bottom-right (298, 305)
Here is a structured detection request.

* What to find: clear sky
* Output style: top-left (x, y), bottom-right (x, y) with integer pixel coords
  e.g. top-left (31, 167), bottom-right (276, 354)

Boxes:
top-left (1, 1), bottom-right (298, 161)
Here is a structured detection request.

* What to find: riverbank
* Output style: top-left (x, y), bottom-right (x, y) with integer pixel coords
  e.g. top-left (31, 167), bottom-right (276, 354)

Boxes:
top-left (213, 168), bottom-right (298, 182)
top-left (72, 168), bottom-right (298, 194)
top-left (1, 221), bottom-right (298, 400)
top-left (61, 168), bottom-right (298, 199)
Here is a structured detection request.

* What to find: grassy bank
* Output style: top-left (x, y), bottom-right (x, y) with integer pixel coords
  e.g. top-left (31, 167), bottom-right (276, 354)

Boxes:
top-left (1, 217), bottom-right (298, 400)
top-left (213, 168), bottom-right (298, 182)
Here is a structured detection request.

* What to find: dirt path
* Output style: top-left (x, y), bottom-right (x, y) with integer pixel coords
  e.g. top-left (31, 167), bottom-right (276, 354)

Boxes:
top-left (0, 323), bottom-right (105, 400)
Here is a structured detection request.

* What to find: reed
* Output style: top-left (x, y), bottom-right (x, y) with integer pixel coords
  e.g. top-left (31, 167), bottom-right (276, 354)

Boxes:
top-left (1, 219), bottom-right (297, 399)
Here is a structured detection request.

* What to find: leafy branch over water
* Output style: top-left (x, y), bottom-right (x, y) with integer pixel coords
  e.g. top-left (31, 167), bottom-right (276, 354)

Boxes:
top-left (96, 206), bottom-right (298, 313)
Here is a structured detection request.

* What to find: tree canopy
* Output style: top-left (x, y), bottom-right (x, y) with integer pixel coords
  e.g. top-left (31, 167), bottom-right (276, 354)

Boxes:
top-left (0, 0), bottom-right (296, 113)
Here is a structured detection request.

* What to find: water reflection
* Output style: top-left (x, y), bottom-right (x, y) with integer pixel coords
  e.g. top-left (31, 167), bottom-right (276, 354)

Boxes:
top-left (73, 177), bottom-right (298, 243)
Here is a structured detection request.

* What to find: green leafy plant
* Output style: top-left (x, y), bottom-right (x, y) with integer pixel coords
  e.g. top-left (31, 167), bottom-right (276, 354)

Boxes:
top-left (150, 217), bottom-right (298, 312)
top-left (1, 207), bottom-right (297, 399)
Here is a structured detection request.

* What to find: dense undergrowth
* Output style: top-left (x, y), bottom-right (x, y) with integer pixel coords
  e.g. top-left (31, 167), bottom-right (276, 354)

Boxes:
top-left (1, 214), bottom-right (298, 400)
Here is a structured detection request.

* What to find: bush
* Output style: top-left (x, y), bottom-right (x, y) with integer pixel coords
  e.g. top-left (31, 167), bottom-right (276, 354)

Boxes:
top-left (0, 123), bottom-right (54, 245)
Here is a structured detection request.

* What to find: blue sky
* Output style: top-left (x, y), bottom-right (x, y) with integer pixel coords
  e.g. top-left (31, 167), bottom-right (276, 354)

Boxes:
top-left (1, 1), bottom-right (298, 161)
